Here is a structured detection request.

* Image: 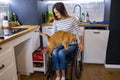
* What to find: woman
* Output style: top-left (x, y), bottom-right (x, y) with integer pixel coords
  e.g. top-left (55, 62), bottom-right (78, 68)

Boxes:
top-left (52, 2), bottom-right (84, 80)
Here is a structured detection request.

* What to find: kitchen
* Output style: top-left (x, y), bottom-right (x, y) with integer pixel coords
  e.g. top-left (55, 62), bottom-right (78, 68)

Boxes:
top-left (0, 0), bottom-right (120, 80)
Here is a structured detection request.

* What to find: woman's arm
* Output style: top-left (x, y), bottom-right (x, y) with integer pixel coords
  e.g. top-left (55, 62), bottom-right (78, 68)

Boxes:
top-left (72, 17), bottom-right (84, 51)
top-left (79, 36), bottom-right (84, 51)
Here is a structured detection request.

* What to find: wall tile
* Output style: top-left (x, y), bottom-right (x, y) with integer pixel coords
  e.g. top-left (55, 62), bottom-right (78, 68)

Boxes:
top-left (47, 0), bottom-right (104, 22)
top-left (0, 2), bottom-right (9, 25)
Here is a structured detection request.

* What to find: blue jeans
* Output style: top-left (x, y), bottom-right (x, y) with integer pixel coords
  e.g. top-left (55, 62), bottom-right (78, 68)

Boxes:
top-left (52, 44), bottom-right (77, 71)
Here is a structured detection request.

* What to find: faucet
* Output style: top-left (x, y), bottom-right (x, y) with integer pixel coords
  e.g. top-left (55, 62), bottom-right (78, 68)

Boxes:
top-left (73, 4), bottom-right (81, 21)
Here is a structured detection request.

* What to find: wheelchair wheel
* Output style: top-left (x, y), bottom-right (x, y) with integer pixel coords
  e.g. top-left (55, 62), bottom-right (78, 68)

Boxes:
top-left (47, 75), bottom-right (51, 80)
top-left (74, 49), bottom-right (83, 79)
top-left (46, 58), bottom-right (55, 80)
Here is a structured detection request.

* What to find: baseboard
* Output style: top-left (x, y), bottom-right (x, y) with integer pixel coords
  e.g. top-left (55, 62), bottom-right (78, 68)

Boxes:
top-left (105, 64), bottom-right (120, 68)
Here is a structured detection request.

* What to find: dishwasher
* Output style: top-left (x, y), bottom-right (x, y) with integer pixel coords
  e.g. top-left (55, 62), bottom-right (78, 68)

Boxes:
top-left (84, 28), bottom-right (109, 64)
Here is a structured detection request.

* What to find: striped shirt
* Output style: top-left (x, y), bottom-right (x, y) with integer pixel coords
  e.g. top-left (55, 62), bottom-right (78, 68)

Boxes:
top-left (53, 16), bottom-right (83, 38)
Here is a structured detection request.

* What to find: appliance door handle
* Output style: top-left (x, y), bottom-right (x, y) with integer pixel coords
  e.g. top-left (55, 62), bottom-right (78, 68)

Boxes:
top-left (0, 64), bottom-right (5, 70)
top-left (47, 27), bottom-right (53, 29)
top-left (93, 31), bottom-right (100, 34)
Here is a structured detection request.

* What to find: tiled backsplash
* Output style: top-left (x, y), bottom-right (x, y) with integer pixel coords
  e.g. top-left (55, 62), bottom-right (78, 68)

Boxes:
top-left (47, 0), bottom-right (104, 22)
top-left (0, 2), bottom-right (9, 25)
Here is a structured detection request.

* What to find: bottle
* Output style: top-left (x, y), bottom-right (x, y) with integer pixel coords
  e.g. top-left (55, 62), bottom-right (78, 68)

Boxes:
top-left (3, 16), bottom-right (10, 36)
top-left (81, 13), bottom-right (85, 22)
top-left (86, 12), bottom-right (89, 22)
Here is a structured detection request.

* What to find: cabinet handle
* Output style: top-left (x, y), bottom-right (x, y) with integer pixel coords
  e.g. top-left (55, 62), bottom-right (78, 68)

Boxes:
top-left (0, 64), bottom-right (5, 70)
top-left (0, 47), bottom-right (2, 50)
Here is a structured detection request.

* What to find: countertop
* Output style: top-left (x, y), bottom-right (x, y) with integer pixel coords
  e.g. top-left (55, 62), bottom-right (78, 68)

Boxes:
top-left (0, 25), bottom-right (39, 45)
top-left (41, 23), bottom-right (109, 27)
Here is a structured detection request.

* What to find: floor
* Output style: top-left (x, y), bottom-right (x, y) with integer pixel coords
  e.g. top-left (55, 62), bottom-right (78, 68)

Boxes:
top-left (20, 64), bottom-right (120, 80)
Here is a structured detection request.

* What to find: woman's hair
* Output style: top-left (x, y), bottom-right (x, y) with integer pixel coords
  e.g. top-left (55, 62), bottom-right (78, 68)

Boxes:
top-left (52, 2), bottom-right (69, 20)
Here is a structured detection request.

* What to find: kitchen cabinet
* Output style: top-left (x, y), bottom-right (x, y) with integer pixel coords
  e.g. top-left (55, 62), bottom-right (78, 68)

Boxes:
top-left (105, 0), bottom-right (120, 68)
top-left (84, 29), bottom-right (109, 64)
top-left (9, 0), bottom-right (48, 25)
top-left (32, 26), bottom-right (54, 74)
top-left (14, 28), bottom-right (40, 75)
top-left (32, 26), bottom-right (54, 73)
top-left (31, 28), bottom-right (48, 74)
top-left (42, 26), bottom-right (54, 46)
top-left (0, 41), bottom-right (17, 80)
top-left (0, 26), bottom-right (40, 79)
top-left (33, 47), bottom-right (48, 74)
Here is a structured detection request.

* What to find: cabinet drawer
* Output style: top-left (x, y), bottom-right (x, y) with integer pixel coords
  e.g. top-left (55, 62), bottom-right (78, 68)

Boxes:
top-left (0, 48), bottom-right (13, 74)
top-left (0, 43), bottom-right (10, 55)
top-left (0, 64), bottom-right (15, 80)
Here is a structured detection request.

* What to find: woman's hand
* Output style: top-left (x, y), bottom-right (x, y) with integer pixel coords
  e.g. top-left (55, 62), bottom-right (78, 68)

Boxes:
top-left (79, 36), bottom-right (84, 52)
top-left (78, 43), bottom-right (84, 52)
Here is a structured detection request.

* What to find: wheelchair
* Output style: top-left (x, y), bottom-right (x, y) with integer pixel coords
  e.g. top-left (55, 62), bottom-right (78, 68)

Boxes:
top-left (46, 43), bottom-right (83, 80)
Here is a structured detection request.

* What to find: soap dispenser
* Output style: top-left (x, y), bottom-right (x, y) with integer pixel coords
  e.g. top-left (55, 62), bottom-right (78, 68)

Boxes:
top-left (86, 12), bottom-right (89, 22)
top-left (81, 13), bottom-right (85, 22)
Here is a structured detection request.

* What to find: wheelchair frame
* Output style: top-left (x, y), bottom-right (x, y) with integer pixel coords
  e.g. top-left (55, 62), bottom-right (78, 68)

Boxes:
top-left (46, 46), bottom-right (83, 80)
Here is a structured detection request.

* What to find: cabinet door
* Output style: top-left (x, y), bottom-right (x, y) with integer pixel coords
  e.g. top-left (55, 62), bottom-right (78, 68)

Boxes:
top-left (42, 26), bottom-right (54, 46)
top-left (0, 65), bottom-right (15, 80)
top-left (0, 44), bottom-right (17, 80)
top-left (0, 48), bottom-right (13, 73)
top-left (84, 30), bottom-right (109, 64)
top-left (9, 0), bottom-right (39, 25)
